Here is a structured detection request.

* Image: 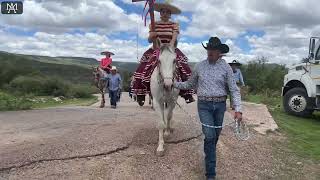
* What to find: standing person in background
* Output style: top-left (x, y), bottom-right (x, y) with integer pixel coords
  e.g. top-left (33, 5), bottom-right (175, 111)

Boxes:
top-left (228, 60), bottom-right (245, 110)
top-left (106, 66), bottom-right (122, 109)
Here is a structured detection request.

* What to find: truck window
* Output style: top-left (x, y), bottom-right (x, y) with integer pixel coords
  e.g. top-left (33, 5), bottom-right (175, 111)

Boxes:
top-left (316, 47), bottom-right (320, 60)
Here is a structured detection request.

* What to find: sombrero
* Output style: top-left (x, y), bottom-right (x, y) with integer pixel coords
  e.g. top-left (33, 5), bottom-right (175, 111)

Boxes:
top-left (101, 51), bottom-right (115, 56)
top-left (154, 2), bottom-right (181, 14)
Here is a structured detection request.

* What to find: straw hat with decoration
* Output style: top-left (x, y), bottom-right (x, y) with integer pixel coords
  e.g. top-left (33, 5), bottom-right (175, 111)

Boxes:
top-left (154, 0), bottom-right (181, 14)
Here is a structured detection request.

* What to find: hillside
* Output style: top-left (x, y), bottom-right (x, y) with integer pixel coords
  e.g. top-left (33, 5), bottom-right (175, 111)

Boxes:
top-left (0, 51), bottom-right (93, 84)
top-left (0, 51), bottom-right (143, 92)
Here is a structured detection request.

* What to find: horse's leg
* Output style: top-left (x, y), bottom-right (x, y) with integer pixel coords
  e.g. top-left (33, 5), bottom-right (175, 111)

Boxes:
top-left (154, 100), bottom-right (165, 156)
top-left (100, 89), bottom-right (105, 108)
top-left (164, 103), bottom-right (175, 137)
top-left (150, 94), bottom-right (154, 109)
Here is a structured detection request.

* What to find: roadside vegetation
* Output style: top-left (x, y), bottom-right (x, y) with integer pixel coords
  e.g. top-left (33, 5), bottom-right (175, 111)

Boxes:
top-left (242, 58), bottom-right (320, 161)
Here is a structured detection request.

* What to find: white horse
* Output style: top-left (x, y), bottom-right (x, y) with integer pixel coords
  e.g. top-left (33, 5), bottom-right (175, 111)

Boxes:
top-left (150, 41), bottom-right (180, 156)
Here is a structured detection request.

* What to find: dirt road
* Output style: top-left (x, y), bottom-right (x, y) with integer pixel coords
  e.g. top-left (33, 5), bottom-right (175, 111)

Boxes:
top-left (0, 96), bottom-right (319, 180)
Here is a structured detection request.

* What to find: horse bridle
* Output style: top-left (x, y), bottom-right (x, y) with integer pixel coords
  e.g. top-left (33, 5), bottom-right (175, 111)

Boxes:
top-left (156, 59), bottom-right (178, 86)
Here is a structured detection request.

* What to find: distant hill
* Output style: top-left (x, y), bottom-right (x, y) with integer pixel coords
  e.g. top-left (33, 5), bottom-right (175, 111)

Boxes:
top-left (0, 51), bottom-right (141, 72)
top-left (0, 51), bottom-right (93, 84)
top-left (0, 51), bottom-right (219, 92)
top-left (0, 51), bottom-right (141, 91)
top-left (0, 51), bottom-right (199, 84)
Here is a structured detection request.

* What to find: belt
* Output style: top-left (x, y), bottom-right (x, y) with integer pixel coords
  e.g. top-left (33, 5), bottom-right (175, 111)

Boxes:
top-left (198, 96), bottom-right (227, 102)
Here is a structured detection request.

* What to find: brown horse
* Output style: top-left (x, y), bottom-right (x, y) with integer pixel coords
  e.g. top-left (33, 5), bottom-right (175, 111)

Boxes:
top-left (92, 67), bottom-right (107, 108)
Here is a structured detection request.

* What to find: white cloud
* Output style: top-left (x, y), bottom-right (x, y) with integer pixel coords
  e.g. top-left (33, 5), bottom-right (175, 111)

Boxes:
top-left (170, 0), bottom-right (320, 65)
top-left (0, 29), bottom-right (150, 62)
top-left (174, 15), bottom-right (190, 23)
top-left (1, 0), bottom-right (319, 65)
top-left (0, 0), bottom-right (141, 34)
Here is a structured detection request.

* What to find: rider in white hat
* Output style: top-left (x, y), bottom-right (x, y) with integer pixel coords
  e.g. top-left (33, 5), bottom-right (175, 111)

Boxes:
top-left (107, 66), bottom-right (122, 109)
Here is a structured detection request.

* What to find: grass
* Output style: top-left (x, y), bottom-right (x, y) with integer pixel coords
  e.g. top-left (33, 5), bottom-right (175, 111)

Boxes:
top-left (246, 94), bottom-right (320, 161)
top-left (31, 95), bottom-right (98, 109)
top-left (0, 91), bottom-right (98, 111)
top-left (246, 94), bottom-right (264, 104)
top-left (0, 91), bottom-right (32, 111)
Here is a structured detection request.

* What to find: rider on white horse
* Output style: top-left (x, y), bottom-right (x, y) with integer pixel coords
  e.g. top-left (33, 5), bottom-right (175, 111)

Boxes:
top-left (131, 1), bottom-right (195, 106)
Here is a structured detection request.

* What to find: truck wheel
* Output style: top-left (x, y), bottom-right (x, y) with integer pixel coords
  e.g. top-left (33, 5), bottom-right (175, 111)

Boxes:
top-left (283, 87), bottom-right (313, 117)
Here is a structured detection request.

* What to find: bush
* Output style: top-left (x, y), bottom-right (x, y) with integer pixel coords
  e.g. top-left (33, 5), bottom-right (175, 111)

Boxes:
top-left (241, 57), bottom-right (287, 94)
top-left (67, 84), bottom-right (95, 98)
top-left (0, 91), bottom-right (32, 111)
top-left (42, 77), bottom-right (70, 97)
top-left (9, 76), bottom-right (45, 95)
top-left (7, 75), bottom-right (96, 98)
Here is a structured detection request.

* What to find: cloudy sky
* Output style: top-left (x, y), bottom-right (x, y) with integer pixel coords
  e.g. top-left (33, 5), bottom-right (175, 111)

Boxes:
top-left (0, 0), bottom-right (319, 64)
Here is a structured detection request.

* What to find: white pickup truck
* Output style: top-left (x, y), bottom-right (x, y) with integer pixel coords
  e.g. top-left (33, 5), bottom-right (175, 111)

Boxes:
top-left (282, 37), bottom-right (320, 116)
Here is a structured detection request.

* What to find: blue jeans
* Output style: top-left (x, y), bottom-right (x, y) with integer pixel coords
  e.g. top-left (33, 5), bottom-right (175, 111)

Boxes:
top-left (109, 90), bottom-right (118, 107)
top-left (197, 100), bottom-right (226, 178)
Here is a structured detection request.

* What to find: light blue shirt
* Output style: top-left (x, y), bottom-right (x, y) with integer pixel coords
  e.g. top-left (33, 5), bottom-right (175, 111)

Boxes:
top-left (233, 68), bottom-right (245, 86)
top-left (106, 73), bottom-right (122, 91)
top-left (174, 58), bottom-right (241, 112)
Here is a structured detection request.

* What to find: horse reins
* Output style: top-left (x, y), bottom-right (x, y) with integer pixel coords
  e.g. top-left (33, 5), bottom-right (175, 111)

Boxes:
top-left (156, 60), bottom-right (178, 86)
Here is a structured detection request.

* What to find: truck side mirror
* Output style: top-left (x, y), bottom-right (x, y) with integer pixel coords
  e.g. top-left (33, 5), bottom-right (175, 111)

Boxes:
top-left (310, 39), bottom-right (316, 58)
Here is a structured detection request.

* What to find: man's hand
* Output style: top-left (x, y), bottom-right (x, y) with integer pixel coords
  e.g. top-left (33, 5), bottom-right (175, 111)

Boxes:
top-left (234, 112), bottom-right (243, 121)
top-left (173, 80), bottom-right (179, 89)
top-left (169, 41), bottom-right (175, 48)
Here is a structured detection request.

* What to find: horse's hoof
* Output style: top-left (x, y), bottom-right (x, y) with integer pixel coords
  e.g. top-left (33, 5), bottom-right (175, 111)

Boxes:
top-left (164, 130), bottom-right (170, 137)
top-left (169, 128), bottom-right (174, 134)
top-left (156, 150), bottom-right (165, 157)
top-left (99, 105), bottom-right (104, 108)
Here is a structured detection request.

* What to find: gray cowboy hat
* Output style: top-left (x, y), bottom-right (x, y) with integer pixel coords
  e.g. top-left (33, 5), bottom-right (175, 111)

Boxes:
top-left (111, 66), bottom-right (117, 71)
top-left (100, 51), bottom-right (115, 56)
top-left (202, 37), bottom-right (229, 54)
top-left (228, 60), bottom-right (242, 66)
top-left (154, 2), bottom-right (181, 14)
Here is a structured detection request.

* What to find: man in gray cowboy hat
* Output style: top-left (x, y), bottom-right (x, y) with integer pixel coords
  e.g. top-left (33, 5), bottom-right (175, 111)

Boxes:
top-left (106, 66), bottom-right (122, 109)
top-left (229, 60), bottom-right (245, 87)
top-left (228, 60), bottom-right (245, 109)
top-left (173, 37), bottom-right (242, 180)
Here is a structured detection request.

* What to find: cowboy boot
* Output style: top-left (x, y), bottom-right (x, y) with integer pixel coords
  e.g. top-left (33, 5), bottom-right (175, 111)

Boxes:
top-left (184, 94), bottom-right (195, 104)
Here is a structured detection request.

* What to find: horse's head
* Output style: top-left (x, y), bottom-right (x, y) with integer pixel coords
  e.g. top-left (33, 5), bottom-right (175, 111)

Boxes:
top-left (92, 67), bottom-right (101, 84)
top-left (157, 40), bottom-right (177, 90)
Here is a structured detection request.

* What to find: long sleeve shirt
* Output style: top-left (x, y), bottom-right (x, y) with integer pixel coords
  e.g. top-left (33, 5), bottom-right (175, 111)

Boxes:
top-left (173, 58), bottom-right (242, 112)
top-left (106, 73), bottom-right (122, 91)
top-left (233, 68), bottom-right (245, 86)
top-left (100, 57), bottom-right (112, 70)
